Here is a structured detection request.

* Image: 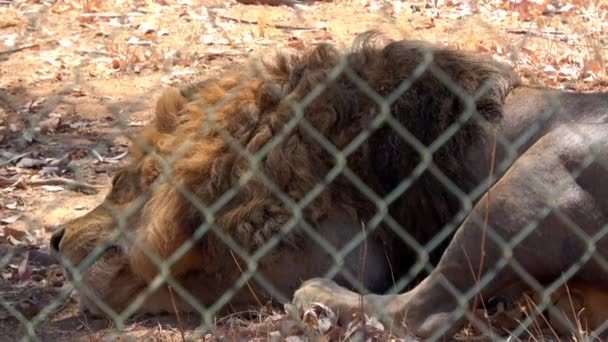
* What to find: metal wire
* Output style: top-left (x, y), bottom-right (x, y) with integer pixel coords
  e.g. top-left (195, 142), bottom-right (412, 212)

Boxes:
top-left (1, 2), bottom-right (607, 341)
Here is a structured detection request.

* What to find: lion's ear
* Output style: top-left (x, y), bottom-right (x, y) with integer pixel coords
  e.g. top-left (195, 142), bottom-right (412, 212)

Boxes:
top-left (154, 87), bottom-right (189, 133)
top-left (140, 157), bottom-right (161, 188)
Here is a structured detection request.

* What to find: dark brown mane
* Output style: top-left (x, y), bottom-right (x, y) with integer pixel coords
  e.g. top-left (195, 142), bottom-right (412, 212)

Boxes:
top-left (253, 32), bottom-right (520, 278)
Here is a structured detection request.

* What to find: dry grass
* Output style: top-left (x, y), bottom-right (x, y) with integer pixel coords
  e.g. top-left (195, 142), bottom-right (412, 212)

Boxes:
top-left (1, 0), bottom-right (608, 340)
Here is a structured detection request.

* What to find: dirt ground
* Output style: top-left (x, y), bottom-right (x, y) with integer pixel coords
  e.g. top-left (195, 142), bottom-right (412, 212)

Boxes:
top-left (1, 0), bottom-right (608, 340)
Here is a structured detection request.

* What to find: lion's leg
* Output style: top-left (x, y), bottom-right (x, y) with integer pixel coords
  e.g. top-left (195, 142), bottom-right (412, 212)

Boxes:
top-left (254, 211), bottom-right (392, 303)
top-left (396, 124), bottom-right (608, 338)
top-left (295, 124), bottom-right (608, 338)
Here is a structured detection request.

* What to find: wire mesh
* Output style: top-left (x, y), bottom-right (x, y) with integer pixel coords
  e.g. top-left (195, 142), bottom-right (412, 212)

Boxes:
top-left (1, 0), bottom-right (608, 341)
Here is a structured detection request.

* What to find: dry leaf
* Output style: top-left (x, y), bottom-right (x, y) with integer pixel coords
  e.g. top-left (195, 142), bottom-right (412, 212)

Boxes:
top-left (302, 302), bottom-right (337, 334)
top-left (72, 88), bottom-right (88, 97)
top-left (288, 39), bottom-right (306, 49)
top-left (0, 10), bottom-right (28, 29)
top-left (16, 158), bottom-right (45, 169)
top-left (39, 117), bottom-right (61, 133)
top-left (139, 22), bottom-right (156, 34)
top-left (111, 58), bottom-right (125, 69)
top-left (1, 213), bottom-right (23, 224)
top-left (40, 185), bottom-right (64, 192)
top-left (583, 58), bottom-right (606, 76)
top-left (51, 0), bottom-right (80, 14)
top-left (3, 226), bottom-right (26, 240)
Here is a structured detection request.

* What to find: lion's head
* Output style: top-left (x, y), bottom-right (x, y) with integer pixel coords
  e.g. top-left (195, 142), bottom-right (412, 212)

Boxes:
top-left (50, 81), bottom-right (253, 315)
top-left (49, 86), bottom-right (191, 315)
top-left (50, 46), bottom-right (361, 315)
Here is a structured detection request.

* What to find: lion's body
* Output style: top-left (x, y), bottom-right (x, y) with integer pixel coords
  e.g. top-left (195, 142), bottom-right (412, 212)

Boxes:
top-left (53, 33), bottom-right (608, 335)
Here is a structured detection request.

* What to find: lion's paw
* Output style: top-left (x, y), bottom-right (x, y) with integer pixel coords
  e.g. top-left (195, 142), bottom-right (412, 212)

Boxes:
top-left (292, 278), bottom-right (361, 323)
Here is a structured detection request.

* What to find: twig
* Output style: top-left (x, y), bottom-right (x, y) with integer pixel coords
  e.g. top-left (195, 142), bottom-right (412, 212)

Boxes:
top-left (384, 249), bottom-right (396, 287)
top-left (472, 129), bottom-right (498, 312)
top-left (358, 219), bottom-right (368, 319)
top-left (167, 286), bottom-right (186, 342)
top-left (525, 292), bottom-right (560, 340)
top-left (229, 249), bottom-right (263, 308)
top-left (236, 0), bottom-right (298, 6)
top-left (0, 152), bottom-right (31, 167)
top-left (90, 149), bottom-right (105, 162)
top-left (0, 44), bottom-right (40, 57)
top-left (521, 294), bottom-right (556, 340)
top-left (27, 177), bottom-right (101, 194)
top-left (217, 14), bottom-right (325, 31)
top-left (76, 48), bottom-right (120, 58)
top-left (0, 175), bottom-right (20, 187)
top-left (79, 12), bottom-right (144, 18)
top-left (507, 29), bottom-right (568, 42)
top-left (461, 246), bottom-right (495, 338)
top-left (89, 150), bottom-right (128, 163)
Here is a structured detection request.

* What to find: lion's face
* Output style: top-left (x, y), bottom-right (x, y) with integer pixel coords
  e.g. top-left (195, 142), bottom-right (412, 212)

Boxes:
top-left (54, 166), bottom-right (142, 261)
top-left (48, 46), bottom-right (387, 317)
top-left (51, 160), bottom-right (170, 316)
top-left (49, 78), bottom-right (261, 316)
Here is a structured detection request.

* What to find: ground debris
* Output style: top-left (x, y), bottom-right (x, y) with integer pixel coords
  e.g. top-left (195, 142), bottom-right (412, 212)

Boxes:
top-left (0, 0), bottom-right (606, 340)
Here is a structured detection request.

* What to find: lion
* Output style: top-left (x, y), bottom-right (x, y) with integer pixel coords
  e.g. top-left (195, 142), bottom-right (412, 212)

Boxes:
top-left (51, 32), bottom-right (608, 337)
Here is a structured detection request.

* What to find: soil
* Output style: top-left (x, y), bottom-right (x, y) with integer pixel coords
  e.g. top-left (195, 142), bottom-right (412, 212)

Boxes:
top-left (1, 0), bottom-right (607, 340)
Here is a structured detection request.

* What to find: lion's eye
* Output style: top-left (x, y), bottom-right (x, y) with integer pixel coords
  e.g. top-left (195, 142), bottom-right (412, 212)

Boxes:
top-left (102, 244), bottom-right (122, 257)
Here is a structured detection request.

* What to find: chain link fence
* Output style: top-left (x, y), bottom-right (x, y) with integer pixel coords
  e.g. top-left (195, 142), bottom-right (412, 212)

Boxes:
top-left (1, 0), bottom-right (608, 341)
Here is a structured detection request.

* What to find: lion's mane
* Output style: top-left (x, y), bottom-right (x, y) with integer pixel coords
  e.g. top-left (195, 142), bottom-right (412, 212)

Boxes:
top-left (124, 32), bottom-right (519, 284)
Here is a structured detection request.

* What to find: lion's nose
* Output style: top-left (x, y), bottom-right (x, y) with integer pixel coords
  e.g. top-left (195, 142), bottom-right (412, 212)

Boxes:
top-left (50, 228), bottom-right (65, 252)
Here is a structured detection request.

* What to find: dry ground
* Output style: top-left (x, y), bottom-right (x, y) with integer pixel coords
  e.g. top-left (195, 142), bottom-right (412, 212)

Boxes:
top-left (1, 0), bottom-right (608, 340)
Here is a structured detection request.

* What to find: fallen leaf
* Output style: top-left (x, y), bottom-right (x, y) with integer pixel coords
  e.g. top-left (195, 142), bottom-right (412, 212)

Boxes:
top-left (111, 58), bottom-right (125, 69)
top-left (39, 117), bottom-right (62, 133)
top-left (583, 58), bottom-right (606, 76)
top-left (139, 22), bottom-right (156, 34)
top-left (543, 65), bottom-right (557, 76)
top-left (16, 158), bottom-right (45, 169)
top-left (26, 98), bottom-right (45, 113)
top-left (39, 166), bottom-right (60, 176)
top-left (102, 151), bottom-right (128, 163)
top-left (72, 88), bottom-right (88, 97)
top-left (302, 302), bottom-right (337, 334)
top-left (0, 10), bottom-right (27, 29)
top-left (69, 149), bottom-right (88, 159)
top-left (1, 213), bottom-right (23, 224)
top-left (3, 226), bottom-right (26, 240)
top-left (40, 185), bottom-right (64, 192)
top-left (58, 39), bottom-right (73, 48)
